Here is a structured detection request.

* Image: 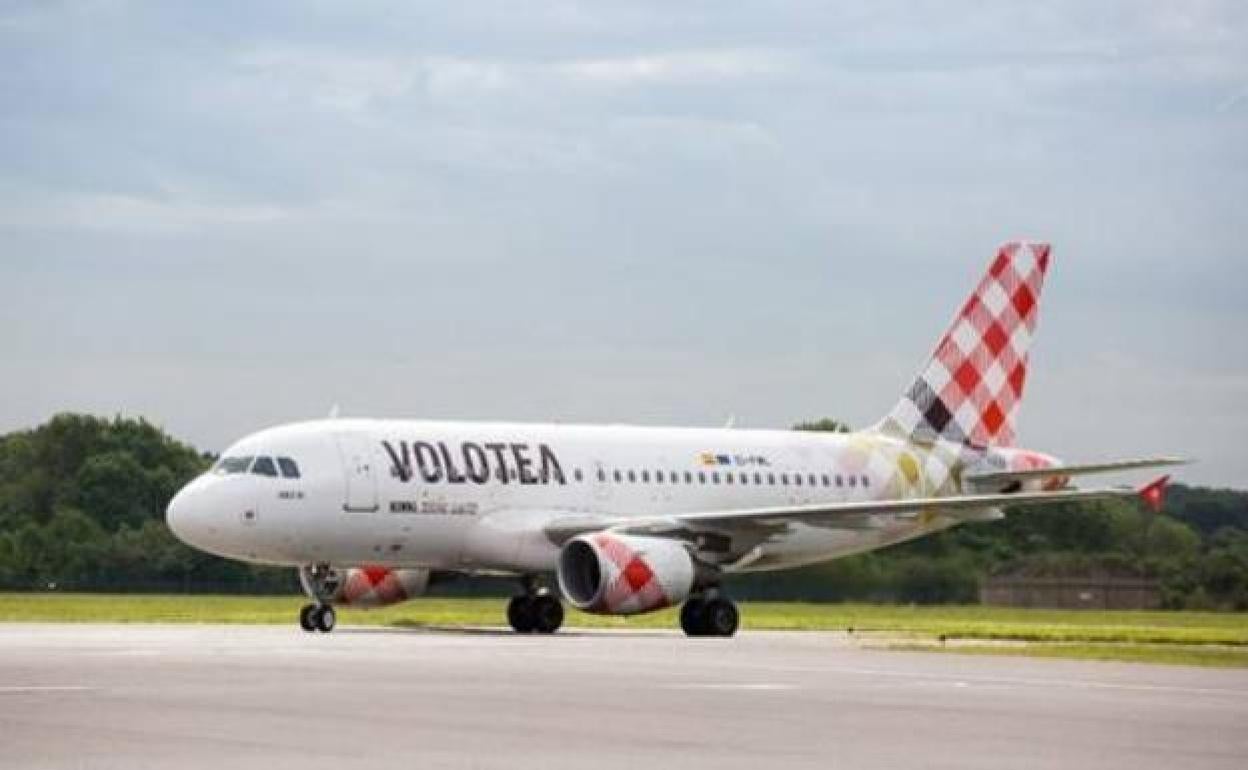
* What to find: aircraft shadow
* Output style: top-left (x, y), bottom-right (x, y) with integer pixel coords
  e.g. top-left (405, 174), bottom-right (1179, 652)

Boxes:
top-left (338, 624), bottom-right (675, 639)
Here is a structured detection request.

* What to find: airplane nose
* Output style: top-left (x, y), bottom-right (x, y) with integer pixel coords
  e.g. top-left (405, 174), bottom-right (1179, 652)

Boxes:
top-left (166, 480), bottom-right (214, 549)
top-left (165, 485), bottom-right (195, 544)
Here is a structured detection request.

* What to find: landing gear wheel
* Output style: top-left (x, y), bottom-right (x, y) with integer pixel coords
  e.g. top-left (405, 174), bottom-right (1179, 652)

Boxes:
top-left (702, 598), bottom-right (739, 637)
top-left (507, 596), bottom-right (537, 633)
top-left (531, 594), bottom-right (564, 634)
top-left (299, 603), bottom-right (318, 632)
top-left (680, 596), bottom-right (738, 637)
top-left (680, 599), bottom-right (707, 637)
top-left (314, 604), bottom-right (336, 633)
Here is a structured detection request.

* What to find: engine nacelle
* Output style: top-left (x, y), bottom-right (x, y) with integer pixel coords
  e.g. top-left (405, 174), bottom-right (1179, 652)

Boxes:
top-left (557, 533), bottom-right (695, 615)
top-left (301, 566), bottom-right (431, 608)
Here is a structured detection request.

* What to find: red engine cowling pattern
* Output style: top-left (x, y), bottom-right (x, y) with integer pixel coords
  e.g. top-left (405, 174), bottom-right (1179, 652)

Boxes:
top-left (557, 533), bottom-right (695, 615)
top-left (331, 567), bottom-right (430, 608)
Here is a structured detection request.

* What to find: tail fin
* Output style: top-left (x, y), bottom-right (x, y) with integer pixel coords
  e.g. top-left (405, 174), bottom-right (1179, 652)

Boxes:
top-left (875, 240), bottom-right (1052, 448)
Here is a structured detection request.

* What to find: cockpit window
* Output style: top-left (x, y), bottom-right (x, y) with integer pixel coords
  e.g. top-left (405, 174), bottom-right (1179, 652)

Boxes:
top-left (252, 457), bottom-right (278, 477)
top-left (277, 457), bottom-right (301, 479)
top-left (215, 456), bottom-right (254, 475)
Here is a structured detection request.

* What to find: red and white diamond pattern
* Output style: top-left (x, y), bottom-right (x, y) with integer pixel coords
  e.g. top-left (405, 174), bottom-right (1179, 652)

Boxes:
top-left (338, 566), bottom-right (412, 607)
top-left (593, 533), bottom-right (670, 614)
top-left (880, 241), bottom-right (1050, 449)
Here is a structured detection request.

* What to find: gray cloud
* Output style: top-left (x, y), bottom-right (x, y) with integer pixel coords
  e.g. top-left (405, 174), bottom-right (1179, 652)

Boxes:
top-left (2, 1), bottom-right (1245, 486)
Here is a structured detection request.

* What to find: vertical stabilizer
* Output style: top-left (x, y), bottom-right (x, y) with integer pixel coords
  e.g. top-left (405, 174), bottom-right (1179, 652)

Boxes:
top-left (875, 241), bottom-right (1051, 448)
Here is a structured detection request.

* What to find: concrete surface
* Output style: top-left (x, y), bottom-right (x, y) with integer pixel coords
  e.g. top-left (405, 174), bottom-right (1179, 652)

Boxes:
top-left (1, 623), bottom-right (1246, 769)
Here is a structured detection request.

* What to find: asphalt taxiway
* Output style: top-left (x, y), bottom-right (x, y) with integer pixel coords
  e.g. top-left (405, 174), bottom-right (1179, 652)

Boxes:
top-left (1, 623), bottom-right (1245, 769)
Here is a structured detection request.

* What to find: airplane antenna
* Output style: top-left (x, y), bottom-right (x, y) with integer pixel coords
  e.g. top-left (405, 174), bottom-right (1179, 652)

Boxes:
top-left (328, 404), bottom-right (340, 419)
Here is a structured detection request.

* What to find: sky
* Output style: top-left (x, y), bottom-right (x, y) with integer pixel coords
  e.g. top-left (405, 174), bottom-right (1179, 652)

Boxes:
top-left (1, 1), bottom-right (1246, 487)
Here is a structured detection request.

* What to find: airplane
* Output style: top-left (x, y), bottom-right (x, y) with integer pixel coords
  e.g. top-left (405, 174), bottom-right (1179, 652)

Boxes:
top-left (165, 241), bottom-right (1185, 637)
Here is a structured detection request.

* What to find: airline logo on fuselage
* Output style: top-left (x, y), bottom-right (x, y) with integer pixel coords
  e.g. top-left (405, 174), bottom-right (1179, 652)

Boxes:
top-left (381, 440), bottom-right (566, 486)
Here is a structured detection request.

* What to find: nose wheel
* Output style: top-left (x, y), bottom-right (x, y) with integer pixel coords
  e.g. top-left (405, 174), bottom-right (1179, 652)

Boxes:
top-left (299, 603), bottom-right (336, 633)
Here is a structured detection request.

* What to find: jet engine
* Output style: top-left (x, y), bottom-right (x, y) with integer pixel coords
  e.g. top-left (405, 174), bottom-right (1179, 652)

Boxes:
top-left (557, 533), bottom-right (695, 615)
top-left (301, 566), bottom-right (431, 608)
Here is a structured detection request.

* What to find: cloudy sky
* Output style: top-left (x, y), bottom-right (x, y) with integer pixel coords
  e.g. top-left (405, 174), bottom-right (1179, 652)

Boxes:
top-left (2, 1), bottom-right (1245, 486)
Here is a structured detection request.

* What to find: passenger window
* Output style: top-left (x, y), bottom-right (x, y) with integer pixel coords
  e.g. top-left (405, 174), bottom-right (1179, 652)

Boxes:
top-left (849, 475), bottom-right (857, 487)
top-left (711, 472), bottom-right (720, 484)
top-left (768, 473), bottom-right (776, 485)
top-left (597, 469), bottom-right (606, 482)
top-left (574, 469), bottom-right (584, 482)
top-left (836, 475), bottom-right (844, 487)
top-left (641, 470), bottom-right (650, 483)
top-left (252, 457), bottom-right (278, 477)
top-left (863, 475), bottom-right (871, 488)
top-left (655, 470), bottom-right (664, 483)
top-left (685, 471), bottom-right (693, 484)
top-left (277, 457), bottom-right (301, 479)
top-left (795, 474), bottom-right (803, 486)
top-left (781, 474), bottom-right (789, 485)
top-left (698, 472), bottom-right (706, 484)
top-left (739, 472), bottom-right (748, 485)
top-left (613, 470), bottom-right (622, 483)
top-left (725, 473), bottom-right (734, 485)
top-left (628, 470), bottom-right (636, 483)
top-left (808, 474), bottom-right (817, 486)
top-left (754, 472), bottom-right (762, 485)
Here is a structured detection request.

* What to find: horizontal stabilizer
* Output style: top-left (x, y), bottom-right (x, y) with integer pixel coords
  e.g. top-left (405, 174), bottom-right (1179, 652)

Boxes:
top-left (966, 456), bottom-right (1188, 487)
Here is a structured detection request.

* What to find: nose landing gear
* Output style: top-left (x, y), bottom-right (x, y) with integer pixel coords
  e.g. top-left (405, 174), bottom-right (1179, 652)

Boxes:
top-left (298, 564), bottom-right (341, 634)
top-left (507, 577), bottom-right (564, 634)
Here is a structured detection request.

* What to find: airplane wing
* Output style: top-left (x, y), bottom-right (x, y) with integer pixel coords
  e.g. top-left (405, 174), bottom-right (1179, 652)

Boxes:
top-left (624, 477), bottom-right (1170, 534)
top-left (965, 457), bottom-right (1188, 487)
top-left (544, 477), bottom-right (1172, 545)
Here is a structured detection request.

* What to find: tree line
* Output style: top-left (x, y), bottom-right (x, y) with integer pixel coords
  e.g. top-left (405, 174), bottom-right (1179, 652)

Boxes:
top-left (1, 413), bottom-right (1245, 608)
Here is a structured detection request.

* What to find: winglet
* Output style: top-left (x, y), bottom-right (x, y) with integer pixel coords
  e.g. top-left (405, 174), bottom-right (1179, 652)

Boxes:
top-left (1139, 475), bottom-right (1170, 513)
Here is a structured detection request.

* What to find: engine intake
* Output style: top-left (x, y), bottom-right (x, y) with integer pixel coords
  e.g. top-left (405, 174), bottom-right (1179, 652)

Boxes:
top-left (557, 533), bottom-right (695, 615)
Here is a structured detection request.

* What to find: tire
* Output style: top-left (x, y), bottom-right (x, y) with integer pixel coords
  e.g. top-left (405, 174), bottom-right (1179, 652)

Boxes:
top-left (532, 595), bottom-right (564, 634)
top-left (702, 598), bottom-right (739, 637)
top-left (507, 596), bottom-right (536, 633)
top-left (314, 605), bottom-right (336, 633)
top-left (299, 603), bottom-right (318, 632)
top-left (680, 599), bottom-right (707, 637)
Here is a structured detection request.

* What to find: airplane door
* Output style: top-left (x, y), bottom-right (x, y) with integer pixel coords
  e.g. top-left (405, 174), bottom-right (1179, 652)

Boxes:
top-left (335, 432), bottom-right (379, 512)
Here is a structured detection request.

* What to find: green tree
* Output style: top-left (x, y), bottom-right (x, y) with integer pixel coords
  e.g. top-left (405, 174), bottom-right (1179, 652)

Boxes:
top-left (793, 418), bottom-right (851, 433)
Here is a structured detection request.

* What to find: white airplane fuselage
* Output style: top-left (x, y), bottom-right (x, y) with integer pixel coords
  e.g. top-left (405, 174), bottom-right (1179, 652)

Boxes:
top-left (169, 418), bottom-right (976, 576)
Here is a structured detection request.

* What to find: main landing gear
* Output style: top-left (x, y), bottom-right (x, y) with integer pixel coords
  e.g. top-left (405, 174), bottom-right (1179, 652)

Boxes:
top-left (299, 603), bottom-right (337, 633)
top-left (507, 577), bottom-right (564, 634)
top-left (680, 591), bottom-right (739, 637)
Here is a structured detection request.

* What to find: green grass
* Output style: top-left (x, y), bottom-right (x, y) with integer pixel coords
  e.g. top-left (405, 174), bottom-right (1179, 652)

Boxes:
top-left (2, 593), bottom-right (1246, 667)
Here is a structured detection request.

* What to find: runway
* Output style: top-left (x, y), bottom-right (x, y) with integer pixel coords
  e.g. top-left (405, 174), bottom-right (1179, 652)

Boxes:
top-left (1, 624), bottom-right (1245, 769)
